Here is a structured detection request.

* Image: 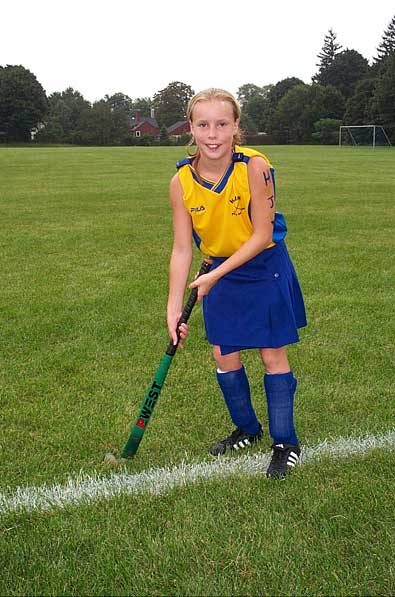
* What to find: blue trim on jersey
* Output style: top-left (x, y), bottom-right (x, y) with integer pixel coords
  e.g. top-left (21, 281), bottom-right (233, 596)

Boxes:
top-left (189, 161), bottom-right (236, 194)
top-left (177, 151), bottom-right (249, 170)
top-left (214, 162), bottom-right (235, 193)
top-left (273, 212), bottom-right (287, 242)
top-left (232, 152), bottom-right (249, 164)
top-left (191, 169), bottom-right (213, 190)
top-left (245, 210), bottom-right (287, 242)
top-left (176, 157), bottom-right (194, 170)
top-left (192, 228), bottom-right (202, 249)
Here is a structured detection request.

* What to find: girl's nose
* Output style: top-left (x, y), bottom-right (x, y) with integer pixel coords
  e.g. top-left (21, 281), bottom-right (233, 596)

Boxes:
top-left (208, 125), bottom-right (216, 138)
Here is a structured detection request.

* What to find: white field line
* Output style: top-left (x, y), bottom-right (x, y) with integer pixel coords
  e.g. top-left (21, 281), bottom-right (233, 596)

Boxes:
top-left (1, 429), bottom-right (395, 519)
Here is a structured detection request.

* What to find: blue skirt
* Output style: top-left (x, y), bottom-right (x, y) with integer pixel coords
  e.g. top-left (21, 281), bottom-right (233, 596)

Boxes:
top-left (202, 241), bottom-right (307, 355)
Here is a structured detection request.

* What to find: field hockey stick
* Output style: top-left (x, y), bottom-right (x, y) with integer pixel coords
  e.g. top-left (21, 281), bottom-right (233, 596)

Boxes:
top-left (115, 258), bottom-right (212, 460)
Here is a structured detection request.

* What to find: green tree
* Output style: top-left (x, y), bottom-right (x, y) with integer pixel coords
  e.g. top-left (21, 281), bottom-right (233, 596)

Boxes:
top-left (105, 92), bottom-right (133, 115)
top-left (239, 111), bottom-right (258, 135)
top-left (267, 78), bottom-right (304, 109)
top-left (0, 65), bottom-right (47, 142)
top-left (344, 78), bottom-right (376, 124)
top-left (371, 53), bottom-right (395, 142)
top-left (237, 84), bottom-right (265, 106)
top-left (244, 94), bottom-right (271, 132)
top-left (266, 77), bottom-right (304, 135)
top-left (34, 119), bottom-right (65, 144)
top-left (72, 100), bottom-right (129, 145)
top-left (271, 83), bottom-right (344, 143)
top-left (319, 84), bottom-right (347, 119)
top-left (238, 84), bottom-right (273, 132)
top-left (159, 125), bottom-right (170, 145)
top-left (131, 97), bottom-right (151, 117)
top-left (110, 107), bottom-right (131, 144)
top-left (36, 88), bottom-right (90, 143)
top-left (135, 134), bottom-right (155, 146)
top-left (312, 118), bottom-right (343, 144)
top-left (313, 29), bottom-right (342, 82)
top-left (152, 81), bottom-right (194, 128)
top-left (374, 14), bottom-right (395, 63)
top-left (315, 49), bottom-right (369, 100)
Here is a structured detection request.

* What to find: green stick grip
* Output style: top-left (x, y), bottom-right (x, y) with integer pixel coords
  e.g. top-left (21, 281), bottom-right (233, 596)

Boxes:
top-left (166, 258), bottom-right (212, 356)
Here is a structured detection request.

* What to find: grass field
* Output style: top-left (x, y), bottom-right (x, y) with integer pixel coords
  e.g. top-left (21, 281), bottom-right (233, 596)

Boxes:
top-left (0, 144), bottom-right (394, 596)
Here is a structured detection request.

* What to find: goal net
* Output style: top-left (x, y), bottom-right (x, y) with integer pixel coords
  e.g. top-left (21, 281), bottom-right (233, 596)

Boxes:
top-left (339, 125), bottom-right (392, 147)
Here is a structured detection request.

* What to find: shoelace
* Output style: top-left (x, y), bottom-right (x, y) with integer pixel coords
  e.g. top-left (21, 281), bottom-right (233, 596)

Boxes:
top-left (271, 447), bottom-right (288, 465)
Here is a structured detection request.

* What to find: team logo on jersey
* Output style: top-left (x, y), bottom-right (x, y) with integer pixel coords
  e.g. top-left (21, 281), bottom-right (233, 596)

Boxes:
top-left (190, 205), bottom-right (205, 213)
top-left (229, 195), bottom-right (245, 216)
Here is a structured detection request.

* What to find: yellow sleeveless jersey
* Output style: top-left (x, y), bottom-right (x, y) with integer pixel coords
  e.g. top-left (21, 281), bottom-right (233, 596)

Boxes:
top-left (176, 145), bottom-right (279, 257)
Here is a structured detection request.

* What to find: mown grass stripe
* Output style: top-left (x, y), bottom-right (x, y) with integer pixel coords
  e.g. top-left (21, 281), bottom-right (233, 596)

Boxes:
top-left (1, 429), bottom-right (394, 518)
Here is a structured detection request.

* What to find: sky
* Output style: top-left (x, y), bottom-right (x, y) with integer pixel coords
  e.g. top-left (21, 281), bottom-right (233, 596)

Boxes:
top-left (1, 0), bottom-right (394, 103)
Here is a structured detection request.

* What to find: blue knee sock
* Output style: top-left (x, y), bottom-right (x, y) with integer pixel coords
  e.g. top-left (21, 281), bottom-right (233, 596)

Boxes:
top-left (264, 372), bottom-right (298, 446)
top-left (216, 366), bottom-right (261, 435)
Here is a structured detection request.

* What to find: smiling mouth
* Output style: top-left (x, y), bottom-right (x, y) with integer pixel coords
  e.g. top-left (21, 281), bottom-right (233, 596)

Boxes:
top-left (207, 144), bottom-right (219, 149)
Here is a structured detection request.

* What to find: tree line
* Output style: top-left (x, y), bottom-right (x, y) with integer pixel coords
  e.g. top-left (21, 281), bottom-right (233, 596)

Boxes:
top-left (1, 15), bottom-right (394, 145)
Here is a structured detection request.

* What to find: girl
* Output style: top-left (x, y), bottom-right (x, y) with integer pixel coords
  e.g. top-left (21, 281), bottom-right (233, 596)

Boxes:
top-left (167, 88), bottom-right (307, 479)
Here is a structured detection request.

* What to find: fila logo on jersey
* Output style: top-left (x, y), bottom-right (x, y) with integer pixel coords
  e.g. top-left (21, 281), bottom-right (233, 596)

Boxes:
top-left (190, 205), bottom-right (205, 213)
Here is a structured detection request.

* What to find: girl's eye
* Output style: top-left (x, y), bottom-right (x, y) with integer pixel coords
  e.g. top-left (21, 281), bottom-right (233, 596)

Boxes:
top-left (218, 122), bottom-right (228, 127)
top-left (197, 123), bottom-right (207, 128)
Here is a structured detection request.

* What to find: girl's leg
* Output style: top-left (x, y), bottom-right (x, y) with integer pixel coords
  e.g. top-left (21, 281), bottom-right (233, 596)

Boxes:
top-left (210, 345), bottom-right (262, 455)
top-left (260, 346), bottom-right (300, 477)
top-left (259, 347), bottom-right (298, 447)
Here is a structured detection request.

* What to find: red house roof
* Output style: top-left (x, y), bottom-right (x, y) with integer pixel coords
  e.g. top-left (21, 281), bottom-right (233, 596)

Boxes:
top-left (167, 121), bottom-right (190, 136)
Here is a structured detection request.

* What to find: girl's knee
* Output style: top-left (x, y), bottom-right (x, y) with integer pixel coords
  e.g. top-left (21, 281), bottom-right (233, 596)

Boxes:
top-left (260, 347), bottom-right (290, 374)
top-left (212, 345), bottom-right (242, 372)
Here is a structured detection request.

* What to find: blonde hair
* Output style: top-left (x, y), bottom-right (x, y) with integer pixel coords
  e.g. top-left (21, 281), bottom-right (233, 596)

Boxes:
top-left (186, 88), bottom-right (243, 153)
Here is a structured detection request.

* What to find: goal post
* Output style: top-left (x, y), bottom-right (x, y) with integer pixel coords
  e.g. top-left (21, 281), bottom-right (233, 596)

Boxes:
top-left (339, 125), bottom-right (392, 148)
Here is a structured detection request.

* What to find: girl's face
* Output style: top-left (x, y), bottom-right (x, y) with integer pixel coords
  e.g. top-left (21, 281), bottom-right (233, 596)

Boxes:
top-left (189, 99), bottom-right (239, 162)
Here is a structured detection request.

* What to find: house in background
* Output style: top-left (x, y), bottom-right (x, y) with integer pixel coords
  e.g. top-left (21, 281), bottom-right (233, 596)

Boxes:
top-left (130, 109), bottom-right (160, 139)
top-left (129, 109), bottom-right (190, 141)
top-left (167, 120), bottom-right (190, 139)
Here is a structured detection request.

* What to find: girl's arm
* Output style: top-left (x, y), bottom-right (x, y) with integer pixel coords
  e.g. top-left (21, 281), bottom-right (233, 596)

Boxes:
top-left (167, 173), bottom-right (193, 345)
top-left (190, 156), bottom-right (275, 298)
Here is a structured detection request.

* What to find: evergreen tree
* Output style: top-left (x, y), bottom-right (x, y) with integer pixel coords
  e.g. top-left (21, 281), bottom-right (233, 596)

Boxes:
top-left (313, 29), bottom-right (342, 82)
top-left (375, 15), bottom-right (395, 63)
